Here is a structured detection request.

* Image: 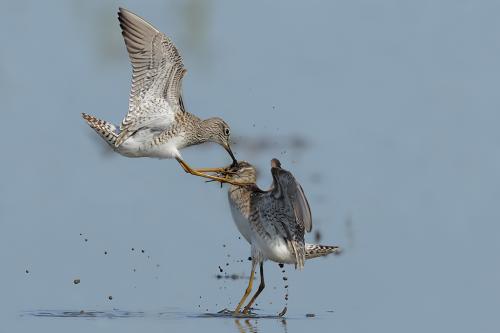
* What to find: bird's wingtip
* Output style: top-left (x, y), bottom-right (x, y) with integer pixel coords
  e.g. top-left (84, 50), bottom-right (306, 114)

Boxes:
top-left (271, 158), bottom-right (281, 168)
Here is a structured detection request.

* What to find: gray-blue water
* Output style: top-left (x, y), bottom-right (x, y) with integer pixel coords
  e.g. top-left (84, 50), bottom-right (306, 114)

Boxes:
top-left (1, 1), bottom-right (499, 332)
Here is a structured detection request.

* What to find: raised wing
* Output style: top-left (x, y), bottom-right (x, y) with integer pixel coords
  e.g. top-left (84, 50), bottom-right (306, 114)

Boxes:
top-left (271, 165), bottom-right (312, 233)
top-left (251, 190), bottom-right (306, 269)
top-left (250, 162), bottom-right (312, 268)
top-left (115, 8), bottom-right (186, 146)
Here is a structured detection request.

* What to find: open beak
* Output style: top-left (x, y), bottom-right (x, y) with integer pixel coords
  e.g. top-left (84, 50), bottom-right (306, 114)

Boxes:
top-left (224, 144), bottom-right (238, 166)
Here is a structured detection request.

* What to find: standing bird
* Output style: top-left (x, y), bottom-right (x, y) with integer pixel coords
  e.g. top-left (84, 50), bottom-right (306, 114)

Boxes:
top-left (82, 8), bottom-right (245, 185)
top-left (226, 159), bottom-right (340, 315)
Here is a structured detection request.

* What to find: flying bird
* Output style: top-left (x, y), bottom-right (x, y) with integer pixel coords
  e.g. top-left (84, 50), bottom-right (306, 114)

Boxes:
top-left (82, 8), bottom-right (245, 185)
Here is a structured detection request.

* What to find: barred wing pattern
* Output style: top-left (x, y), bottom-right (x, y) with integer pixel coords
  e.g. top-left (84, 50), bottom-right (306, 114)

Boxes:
top-left (251, 166), bottom-right (312, 269)
top-left (279, 169), bottom-right (312, 232)
top-left (115, 8), bottom-right (186, 146)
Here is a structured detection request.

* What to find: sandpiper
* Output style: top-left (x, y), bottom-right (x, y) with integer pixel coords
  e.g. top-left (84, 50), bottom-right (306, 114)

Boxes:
top-left (225, 159), bottom-right (340, 315)
top-left (82, 8), bottom-right (245, 185)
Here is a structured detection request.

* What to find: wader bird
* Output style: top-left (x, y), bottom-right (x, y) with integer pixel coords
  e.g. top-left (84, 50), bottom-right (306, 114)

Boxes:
top-left (226, 159), bottom-right (340, 314)
top-left (82, 8), bottom-right (247, 185)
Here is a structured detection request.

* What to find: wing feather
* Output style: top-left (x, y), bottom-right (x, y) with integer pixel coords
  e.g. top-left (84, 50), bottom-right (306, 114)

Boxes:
top-left (271, 167), bottom-right (312, 233)
top-left (115, 8), bottom-right (186, 146)
top-left (294, 183), bottom-right (312, 232)
top-left (269, 164), bottom-right (313, 268)
top-left (250, 166), bottom-right (309, 268)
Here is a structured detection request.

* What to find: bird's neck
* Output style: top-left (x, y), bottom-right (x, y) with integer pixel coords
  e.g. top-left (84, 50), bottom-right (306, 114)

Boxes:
top-left (184, 116), bottom-right (211, 144)
top-left (229, 185), bottom-right (254, 217)
top-left (195, 118), bottom-right (216, 143)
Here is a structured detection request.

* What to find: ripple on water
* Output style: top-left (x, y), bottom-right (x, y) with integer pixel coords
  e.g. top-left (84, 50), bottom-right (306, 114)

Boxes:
top-left (22, 308), bottom-right (291, 320)
top-left (195, 308), bottom-right (286, 319)
top-left (22, 309), bottom-right (146, 318)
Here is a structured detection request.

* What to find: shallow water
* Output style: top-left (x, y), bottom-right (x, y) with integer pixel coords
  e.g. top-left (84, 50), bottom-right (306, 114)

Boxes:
top-left (23, 308), bottom-right (287, 319)
top-left (18, 308), bottom-right (332, 333)
top-left (1, 0), bottom-right (500, 332)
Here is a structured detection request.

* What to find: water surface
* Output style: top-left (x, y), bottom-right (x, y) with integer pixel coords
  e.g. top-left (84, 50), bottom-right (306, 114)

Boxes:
top-left (1, 0), bottom-right (499, 332)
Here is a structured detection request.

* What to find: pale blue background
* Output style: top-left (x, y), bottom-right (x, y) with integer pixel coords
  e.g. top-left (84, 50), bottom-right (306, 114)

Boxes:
top-left (1, 0), bottom-right (499, 332)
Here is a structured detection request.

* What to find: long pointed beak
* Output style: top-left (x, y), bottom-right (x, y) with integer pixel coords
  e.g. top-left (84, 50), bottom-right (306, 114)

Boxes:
top-left (224, 144), bottom-right (238, 166)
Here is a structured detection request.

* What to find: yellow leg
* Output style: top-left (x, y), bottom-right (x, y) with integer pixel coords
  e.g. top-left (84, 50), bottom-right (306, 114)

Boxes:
top-left (243, 262), bottom-right (265, 314)
top-left (193, 167), bottom-right (238, 177)
top-left (192, 167), bottom-right (227, 173)
top-left (176, 158), bottom-right (233, 183)
top-left (234, 260), bottom-right (257, 314)
top-left (176, 158), bottom-right (252, 186)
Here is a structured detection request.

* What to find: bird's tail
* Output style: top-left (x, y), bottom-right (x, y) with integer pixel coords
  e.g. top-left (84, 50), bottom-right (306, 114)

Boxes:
top-left (305, 243), bottom-right (341, 260)
top-left (291, 240), bottom-right (306, 270)
top-left (82, 113), bottom-right (118, 146)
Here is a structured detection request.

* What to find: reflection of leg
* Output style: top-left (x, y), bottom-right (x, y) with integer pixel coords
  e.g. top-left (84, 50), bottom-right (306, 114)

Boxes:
top-left (243, 262), bottom-right (265, 314)
top-left (244, 319), bottom-right (258, 333)
top-left (234, 319), bottom-right (245, 333)
top-left (234, 259), bottom-right (257, 314)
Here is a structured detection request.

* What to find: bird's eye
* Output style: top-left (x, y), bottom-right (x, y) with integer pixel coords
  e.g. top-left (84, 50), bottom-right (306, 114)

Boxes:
top-left (225, 128), bottom-right (230, 136)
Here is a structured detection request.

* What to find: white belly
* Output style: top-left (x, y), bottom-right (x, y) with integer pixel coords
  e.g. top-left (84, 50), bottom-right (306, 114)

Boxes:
top-left (117, 130), bottom-right (185, 159)
top-left (229, 200), bottom-right (296, 264)
top-left (252, 234), bottom-right (296, 264)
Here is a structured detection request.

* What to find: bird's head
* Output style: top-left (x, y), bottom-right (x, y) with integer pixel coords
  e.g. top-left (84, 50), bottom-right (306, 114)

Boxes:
top-left (202, 117), bottom-right (236, 165)
top-left (224, 160), bottom-right (257, 184)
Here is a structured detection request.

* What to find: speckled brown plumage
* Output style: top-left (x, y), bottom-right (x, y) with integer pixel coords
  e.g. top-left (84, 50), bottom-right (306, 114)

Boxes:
top-left (82, 7), bottom-right (236, 165)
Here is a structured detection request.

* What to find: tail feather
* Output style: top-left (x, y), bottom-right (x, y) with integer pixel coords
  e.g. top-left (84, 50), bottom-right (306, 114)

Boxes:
top-left (305, 243), bottom-right (341, 260)
top-left (290, 240), bottom-right (306, 270)
top-left (82, 113), bottom-right (118, 146)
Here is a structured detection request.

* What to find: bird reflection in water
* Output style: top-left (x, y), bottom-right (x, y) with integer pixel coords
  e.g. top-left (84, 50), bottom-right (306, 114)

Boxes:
top-left (234, 318), bottom-right (288, 333)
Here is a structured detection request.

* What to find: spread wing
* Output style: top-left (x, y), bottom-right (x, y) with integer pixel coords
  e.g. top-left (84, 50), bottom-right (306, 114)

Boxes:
top-left (250, 166), bottom-right (312, 268)
top-left (252, 190), bottom-right (305, 267)
top-left (271, 167), bottom-right (312, 233)
top-left (115, 8), bottom-right (186, 146)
